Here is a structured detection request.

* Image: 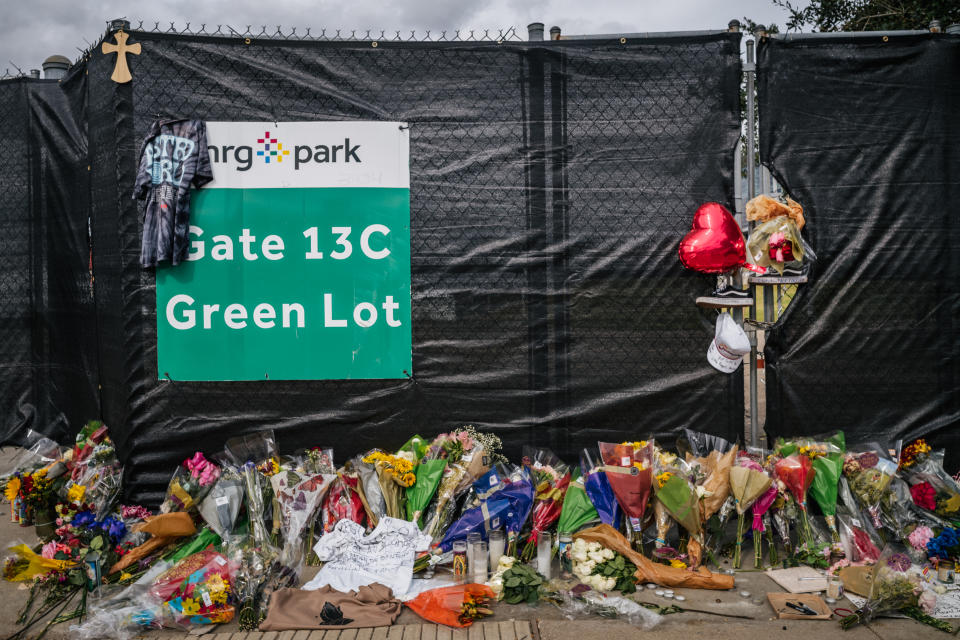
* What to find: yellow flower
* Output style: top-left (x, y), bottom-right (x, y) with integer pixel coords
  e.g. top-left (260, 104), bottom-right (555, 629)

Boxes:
top-left (633, 461), bottom-right (646, 471)
top-left (5, 477), bottom-right (20, 503)
top-left (943, 493), bottom-right (960, 514)
top-left (206, 574), bottom-right (226, 593)
top-left (670, 559), bottom-right (687, 569)
top-left (181, 598), bottom-right (201, 616)
top-left (119, 572), bottom-right (133, 582)
top-left (656, 472), bottom-right (673, 489)
top-left (67, 484), bottom-right (86, 504)
top-left (211, 588), bottom-right (228, 605)
top-left (402, 473), bottom-right (416, 487)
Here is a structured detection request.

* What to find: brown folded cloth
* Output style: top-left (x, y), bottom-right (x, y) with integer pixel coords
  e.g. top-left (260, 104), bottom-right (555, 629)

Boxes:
top-left (108, 512), bottom-right (196, 574)
top-left (260, 584), bottom-right (402, 631)
top-left (575, 524), bottom-right (734, 590)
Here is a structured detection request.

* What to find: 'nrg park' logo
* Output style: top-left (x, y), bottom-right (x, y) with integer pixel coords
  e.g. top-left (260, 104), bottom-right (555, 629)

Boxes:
top-left (209, 131), bottom-right (363, 172)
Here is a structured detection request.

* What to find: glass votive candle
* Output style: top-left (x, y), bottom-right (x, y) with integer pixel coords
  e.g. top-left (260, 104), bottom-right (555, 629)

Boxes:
top-left (488, 530), bottom-right (506, 569)
top-left (537, 534), bottom-right (553, 579)
top-left (825, 574), bottom-right (843, 602)
top-left (472, 540), bottom-right (489, 582)
top-left (453, 540), bottom-right (468, 582)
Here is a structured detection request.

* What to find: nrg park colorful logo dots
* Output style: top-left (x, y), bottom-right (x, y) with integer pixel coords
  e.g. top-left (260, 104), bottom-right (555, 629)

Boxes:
top-left (256, 131), bottom-right (290, 164)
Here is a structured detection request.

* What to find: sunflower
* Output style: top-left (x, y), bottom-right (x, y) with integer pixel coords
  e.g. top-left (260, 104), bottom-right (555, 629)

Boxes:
top-left (5, 477), bottom-right (20, 503)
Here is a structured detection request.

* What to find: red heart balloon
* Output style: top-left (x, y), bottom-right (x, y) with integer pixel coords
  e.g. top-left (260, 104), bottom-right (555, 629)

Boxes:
top-left (678, 202), bottom-right (746, 274)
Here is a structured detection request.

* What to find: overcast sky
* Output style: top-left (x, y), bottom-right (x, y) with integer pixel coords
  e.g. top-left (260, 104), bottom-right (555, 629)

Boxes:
top-left (2, 0), bottom-right (792, 74)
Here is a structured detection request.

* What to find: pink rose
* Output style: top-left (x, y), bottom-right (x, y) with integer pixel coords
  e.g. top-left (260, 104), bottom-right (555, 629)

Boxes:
top-left (40, 542), bottom-right (58, 559)
top-left (919, 591), bottom-right (937, 614)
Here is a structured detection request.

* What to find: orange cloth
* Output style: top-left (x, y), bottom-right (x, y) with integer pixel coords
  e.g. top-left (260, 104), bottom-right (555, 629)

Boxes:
top-left (575, 524), bottom-right (734, 590)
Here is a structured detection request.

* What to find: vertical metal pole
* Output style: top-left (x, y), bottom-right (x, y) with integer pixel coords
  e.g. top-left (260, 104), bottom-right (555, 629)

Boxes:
top-left (745, 36), bottom-right (760, 449)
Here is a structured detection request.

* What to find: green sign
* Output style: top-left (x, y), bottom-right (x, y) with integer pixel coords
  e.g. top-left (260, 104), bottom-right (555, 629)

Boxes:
top-left (156, 121), bottom-right (411, 381)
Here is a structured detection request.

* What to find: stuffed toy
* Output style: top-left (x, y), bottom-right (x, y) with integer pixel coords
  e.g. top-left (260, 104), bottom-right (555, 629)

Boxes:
top-left (745, 194), bottom-right (805, 230)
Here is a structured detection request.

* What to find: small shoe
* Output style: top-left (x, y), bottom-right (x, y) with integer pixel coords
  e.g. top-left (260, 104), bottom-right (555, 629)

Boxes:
top-left (780, 262), bottom-right (808, 277)
top-left (711, 287), bottom-right (750, 299)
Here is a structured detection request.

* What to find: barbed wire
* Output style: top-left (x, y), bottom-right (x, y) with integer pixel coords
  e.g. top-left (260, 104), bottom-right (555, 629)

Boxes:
top-left (124, 21), bottom-right (523, 42)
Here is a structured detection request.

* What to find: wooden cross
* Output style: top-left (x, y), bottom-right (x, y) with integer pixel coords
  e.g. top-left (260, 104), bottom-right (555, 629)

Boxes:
top-left (101, 30), bottom-right (141, 83)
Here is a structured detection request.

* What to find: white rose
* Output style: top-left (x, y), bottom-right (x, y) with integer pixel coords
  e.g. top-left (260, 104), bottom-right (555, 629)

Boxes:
top-left (489, 577), bottom-right (504, 595)
top-left (498, 556), bottom-right (516, 571)
top-left (572, 551), bottom-right (587, 563)
top-left (604, 577), bottom-right (617, 591)
top-left (602, 548), bottom-right (615, 560)
top-left (588, 550), bottom-right (605, 563)
top-left (573, 538), bottom-right (587, 551)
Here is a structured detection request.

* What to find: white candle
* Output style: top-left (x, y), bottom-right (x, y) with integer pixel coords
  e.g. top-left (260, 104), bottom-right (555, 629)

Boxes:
top-left (537, 535), bottom-right (553, 579)
top-left (489, 531), bottom-right (506, 569)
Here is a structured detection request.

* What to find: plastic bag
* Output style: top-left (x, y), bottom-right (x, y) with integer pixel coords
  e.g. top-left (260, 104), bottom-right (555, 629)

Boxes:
top-left (557, 588), bottom-right (662, 629)
top-left (150, 547), bottom-right (238, 627)
top-left (844, 445), bottom-right (898, 530)
top-left (406, 584), bottom-right (495, 627)
top-left (678, 429), bottom-right (734, 457)
top-left (0, 430), bottom-right (61, 477)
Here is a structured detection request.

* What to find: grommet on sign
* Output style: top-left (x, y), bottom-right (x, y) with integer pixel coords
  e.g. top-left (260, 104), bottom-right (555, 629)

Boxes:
top-left (372, 41), bottom-right (378, 48)
top-left (882, 35), bottom-right (889, 42)
top-left (620, 37), bottom-right (627, 44)
top-left (244, 37), bottom-right (251, 45)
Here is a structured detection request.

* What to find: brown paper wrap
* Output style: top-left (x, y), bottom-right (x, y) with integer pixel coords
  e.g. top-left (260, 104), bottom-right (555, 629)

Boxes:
top-left (689, 446), bottom-right (738, 522)
top-left (108, 512), bottom-right (196, 574)
top-left (575, 524), bottom-right (734, 590)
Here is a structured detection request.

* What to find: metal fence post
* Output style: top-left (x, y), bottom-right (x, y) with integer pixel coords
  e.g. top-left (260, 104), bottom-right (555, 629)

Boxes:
top-left (745, 33), bottom-right (760, 448)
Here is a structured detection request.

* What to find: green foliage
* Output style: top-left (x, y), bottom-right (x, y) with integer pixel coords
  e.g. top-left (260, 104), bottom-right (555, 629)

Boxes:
top-left (500, 563), bottom-right (544, 605)
top-left (594, 552), bottom-right (638, 594)
top-left (772, 0), bottom-right (960, 32)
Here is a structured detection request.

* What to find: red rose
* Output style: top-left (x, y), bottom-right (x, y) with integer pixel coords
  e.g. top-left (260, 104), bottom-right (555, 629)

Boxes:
top-left (911, 481), bottom-right (937, 511)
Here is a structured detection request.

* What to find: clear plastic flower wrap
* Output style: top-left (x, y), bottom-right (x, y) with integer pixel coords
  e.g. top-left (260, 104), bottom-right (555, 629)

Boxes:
top-left (159, 453), bottom-right (221, 514)
top-left (843, 445), bottom-right (898, 531)
top-left (746, 216), bottom-right (807, 274)
top-left (556, 588), bottom-right (662, 630)
top-left (423, 446), bottom-right (483, 543)
top-left (903, 448), bottom-right (960, 520)
top-left (198, 467), bottom-right (244, 543)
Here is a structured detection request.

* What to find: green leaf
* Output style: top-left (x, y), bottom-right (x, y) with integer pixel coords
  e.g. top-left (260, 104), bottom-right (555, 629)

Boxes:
top-left (90, 536), bottom-right (103, 551)
top-left (504, 577), bottom-right (521, 588)
top-left (526, 589), bottom-right (539, 604)
top-left (505, 593), bottom-right (524, 605)
top-left (68, 571), bottom-right (85, 586)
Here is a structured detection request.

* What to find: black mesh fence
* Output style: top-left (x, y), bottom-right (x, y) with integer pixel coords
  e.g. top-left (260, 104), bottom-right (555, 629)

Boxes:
top-left (759, 33), bottom-right (960, 457)
top-left (0, 78), bottom-right (99, 445)
top-left (50, 30), bottom-right (742, 502)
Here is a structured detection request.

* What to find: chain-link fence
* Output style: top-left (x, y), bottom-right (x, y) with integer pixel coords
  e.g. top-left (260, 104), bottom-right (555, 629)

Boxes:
top-left (52, 28), bottom-right (741, 501)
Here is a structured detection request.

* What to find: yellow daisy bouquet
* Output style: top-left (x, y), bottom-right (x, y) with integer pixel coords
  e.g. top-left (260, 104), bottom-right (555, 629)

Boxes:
top-left (362, 450), bottom-right (416, 519)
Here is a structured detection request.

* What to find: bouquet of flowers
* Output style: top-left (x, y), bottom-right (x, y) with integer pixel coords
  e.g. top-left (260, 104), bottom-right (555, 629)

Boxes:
top-left (150, 547), bottom-right (238, 627)
top-left (751, 485), bottom-right (779, 567)
top-left (159, 453), bottom-right (220, 514)
top-left (304, 447), bottom-right (335, 475)
top-left (651, 445), bottom-right (681, 551)
top-left (520, 446), bottom-right (571, 562)
top-left (439, 466), bottom-right (533, 552)
top-left (839, 546), bottom-right (951, 632)
top-left (775, 454), bottom-right (817, 548)
top-left (569, 538), bottom-right (637, 593)
top-left (361, 450), bottom-right (416, 520)
top-left (422, 429), bottom-right (487, 543)
top-left (780, 432), bottom-right (845, 542)
top-left (270, 469), bottom-right (334, 565)
top-left (686, 444), bottom-right (738, 559)
top-left (844, 447), bottom-right (898, 531)
top-left (321, 473), bottom-right (366, 533)
top-left (198, 468), bottom-right (243, 544)
top-left (580, 448), bottom-right (621, 528)
top-left (557, 472), bottom-right (599, 536)
top-left (599, 441), bottom-right (654, 551)
top-left (405, 440), bottom-right (448, 526)
top-left (652, 461), bottom-right (703, 567)
top-left (406, 584), bottom-right (494, 628)
top-left (925, 526), bottom-right (960, 561)
top-left (900, 440), bottom-right (960, 520)
top-left (729, 458), bottom-right (772, 568)
top-left (353, 455), bottom-right (387, 526)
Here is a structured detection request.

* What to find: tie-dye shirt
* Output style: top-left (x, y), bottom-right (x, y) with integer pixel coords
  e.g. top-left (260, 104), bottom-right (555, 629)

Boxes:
top-left (134, 119), bottom-right (213, 267)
